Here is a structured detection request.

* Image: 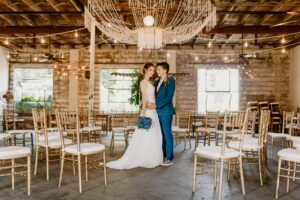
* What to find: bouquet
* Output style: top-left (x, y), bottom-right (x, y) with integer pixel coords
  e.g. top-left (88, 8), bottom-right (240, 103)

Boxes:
top-left (137, 117), bottom-right (152, 130)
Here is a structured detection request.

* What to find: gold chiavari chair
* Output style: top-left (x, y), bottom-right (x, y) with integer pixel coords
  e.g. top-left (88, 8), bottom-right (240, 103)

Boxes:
top-left (223, 111), bottom-right (246, 142)
top-left (59, 110), bottom-right (77, 141)
top-left (124, 113), bottom-right (139, 147)
top-left (56, 110), bottom-right (107, 193)
top-left (32, 109), bottom-right (72, 180)
top-left (228, 110), bottom-right (270, 186)
top-left (0, 146), bottom-right (31, 196)
top-left (195, 112), bottom-right (219, 148)
top-left (4, 110), bottom-right (33, 150)
top-left (110, 113), bottom-right (128, 150)
top-left (193, 109), bottom-right (248, 200)
top-left (268, 111), bottom-right (294, 159)
top-left (172, 112), bottom-right (192, 149)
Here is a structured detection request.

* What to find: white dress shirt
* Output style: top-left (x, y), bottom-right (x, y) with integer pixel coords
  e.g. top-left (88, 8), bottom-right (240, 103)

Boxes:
top-left (157, 77), bottom-right (165, 92)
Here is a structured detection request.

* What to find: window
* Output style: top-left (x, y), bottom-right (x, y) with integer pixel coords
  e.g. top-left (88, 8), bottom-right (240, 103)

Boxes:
top-left (197, 68), bottom-right (239, 113)
top-left (100, 68), bottom-right (139, 113)
top-left (14, 68), bottom-right (53, 113)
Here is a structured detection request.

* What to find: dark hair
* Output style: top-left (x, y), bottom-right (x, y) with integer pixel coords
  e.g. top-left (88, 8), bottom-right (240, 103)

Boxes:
top-left (143, 63), bottom-right (155, 74)
top-left (157, 62), bottom-right (169, 73)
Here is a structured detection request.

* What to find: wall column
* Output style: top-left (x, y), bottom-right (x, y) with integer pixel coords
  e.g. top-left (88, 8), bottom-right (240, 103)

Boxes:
top-left (290, 45), bottom-right (300, 110)
top-left (68, 49), bottom-right (79, 110)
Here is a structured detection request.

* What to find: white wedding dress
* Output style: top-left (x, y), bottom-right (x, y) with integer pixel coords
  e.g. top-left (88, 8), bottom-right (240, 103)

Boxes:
top-left (107, 81), bottom-right (163, 169)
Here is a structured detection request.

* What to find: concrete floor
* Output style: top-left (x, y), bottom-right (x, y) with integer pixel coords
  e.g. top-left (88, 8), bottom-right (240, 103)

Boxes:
top-left (1, 137), bottom-right (300, 200)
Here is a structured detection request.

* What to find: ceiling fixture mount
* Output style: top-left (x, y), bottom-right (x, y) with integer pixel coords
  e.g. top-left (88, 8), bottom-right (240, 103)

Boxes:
top-left (85, 0), bottom-right (216, 49)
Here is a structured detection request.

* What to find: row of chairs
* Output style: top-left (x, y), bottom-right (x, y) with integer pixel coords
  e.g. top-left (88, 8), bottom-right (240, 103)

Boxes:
top-left (192, 109), bottom-right (270, 200)
top-left (32, 109), bottom-right (107, 193)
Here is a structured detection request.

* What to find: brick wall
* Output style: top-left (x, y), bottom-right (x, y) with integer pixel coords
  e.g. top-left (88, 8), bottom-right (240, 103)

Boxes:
top-left (9, 46), bottom-right (291, 113)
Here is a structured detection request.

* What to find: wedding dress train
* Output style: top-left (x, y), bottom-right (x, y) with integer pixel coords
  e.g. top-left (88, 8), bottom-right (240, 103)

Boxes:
top-left (107, 82), bottom-right (163, 169)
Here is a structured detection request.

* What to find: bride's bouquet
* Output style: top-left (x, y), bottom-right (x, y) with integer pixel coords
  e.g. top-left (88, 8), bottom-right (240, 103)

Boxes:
top-left (137, 117), bottom-right (152, 130)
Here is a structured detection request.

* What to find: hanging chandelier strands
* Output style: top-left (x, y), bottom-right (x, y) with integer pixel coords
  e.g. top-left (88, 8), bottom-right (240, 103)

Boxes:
top-left (85, 0), bottom-right (217, 49)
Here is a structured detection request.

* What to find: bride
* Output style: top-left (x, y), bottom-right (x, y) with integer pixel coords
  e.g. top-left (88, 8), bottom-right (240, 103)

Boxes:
top-left (107, 63), bottom-right (163, 169)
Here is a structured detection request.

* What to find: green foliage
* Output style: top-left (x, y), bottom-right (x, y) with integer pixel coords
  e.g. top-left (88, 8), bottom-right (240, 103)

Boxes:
top-left (16, 95), bottom-right (52, 113)
top-left (20, 95), bottom-right (36, 102)
top-left (128, 70), bottom-right (144, 106)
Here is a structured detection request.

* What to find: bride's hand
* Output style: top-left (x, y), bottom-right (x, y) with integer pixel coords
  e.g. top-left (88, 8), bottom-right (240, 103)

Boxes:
top-left (140, 110), bottom-right (146, 117)
top-left (146, 102), bottom-right (156, 110)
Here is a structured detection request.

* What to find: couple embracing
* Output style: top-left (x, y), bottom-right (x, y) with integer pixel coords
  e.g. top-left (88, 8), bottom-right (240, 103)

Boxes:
top-left (107, 62), bottom-right (176, 169)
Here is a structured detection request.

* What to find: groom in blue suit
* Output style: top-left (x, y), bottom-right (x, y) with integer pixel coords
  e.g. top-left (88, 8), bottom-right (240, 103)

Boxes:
top-left (148, 62), bottom-right (175, 166)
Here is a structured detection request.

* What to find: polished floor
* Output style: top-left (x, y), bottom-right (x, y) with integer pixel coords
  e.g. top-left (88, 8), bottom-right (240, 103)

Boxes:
top-left (1, 137), bottom-right (300, 200)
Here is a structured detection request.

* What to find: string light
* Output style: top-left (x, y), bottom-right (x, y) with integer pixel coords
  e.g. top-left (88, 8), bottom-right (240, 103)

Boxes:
top-left (195, 56), bottom-right (199, 61)
top-left (207, 41), bottom-right (212, 48)
top-left (6, 53), bottom-right (10, 59)
top-left (75, 31), bottom-right (78, 38)
top-left (244, 40), bottom-right (248, 48)
top-left (4, 38), bottom-right (9, 45)
top-left (281, 37), bottom-right (286, 44)
top-left (281, 47), bottom-right (286, 54)
top-left (41, 36), bottom-right (45, 44)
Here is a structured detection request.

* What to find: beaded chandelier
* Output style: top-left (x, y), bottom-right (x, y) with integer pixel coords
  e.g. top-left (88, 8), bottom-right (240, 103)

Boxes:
top-left (85, 0), bottom-right (216, 49)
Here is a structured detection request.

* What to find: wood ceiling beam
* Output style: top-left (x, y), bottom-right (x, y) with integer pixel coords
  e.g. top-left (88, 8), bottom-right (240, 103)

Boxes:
top-left (0, 26), bottom-right (85, 34)
top-left (47, 0), bottom-right (76, 25)
top-left (20, 0), bottom-right (58, 25)
top-left (1, 26), bottom-right (299, 35)
top-left (2, 0), bottom-right (35, 26)
top-left (0, 10), bottom-right (296, 15)
top-left (70, 0), bottom-right (84, 11)
top-left (206, 26), bottom-right (300, 34)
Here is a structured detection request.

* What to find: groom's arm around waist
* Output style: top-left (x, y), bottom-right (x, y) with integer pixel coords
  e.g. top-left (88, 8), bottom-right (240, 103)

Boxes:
top-left (156, 78), bottom-right (175, 109)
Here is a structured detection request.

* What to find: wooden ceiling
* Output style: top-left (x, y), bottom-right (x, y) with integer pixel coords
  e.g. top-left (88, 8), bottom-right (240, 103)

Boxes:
top-left (0, 0), bottom-right (300, 50)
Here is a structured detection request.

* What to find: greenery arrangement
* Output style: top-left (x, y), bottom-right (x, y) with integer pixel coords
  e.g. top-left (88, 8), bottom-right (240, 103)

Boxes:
top-left (15, 95), bottom-right (52, 113)
top-left (128, 69), bottom-right (144, 106)
top-left (128, 69), bottom-right (157, 106)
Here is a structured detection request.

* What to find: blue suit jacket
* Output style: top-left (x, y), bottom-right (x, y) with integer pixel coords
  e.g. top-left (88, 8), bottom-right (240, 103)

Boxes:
top-left (155, 76), bottom-right (176, 116)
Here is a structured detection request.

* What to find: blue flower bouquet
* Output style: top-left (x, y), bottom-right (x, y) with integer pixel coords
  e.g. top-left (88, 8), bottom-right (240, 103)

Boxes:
top-left (137, 117), bottom-right (152, 130)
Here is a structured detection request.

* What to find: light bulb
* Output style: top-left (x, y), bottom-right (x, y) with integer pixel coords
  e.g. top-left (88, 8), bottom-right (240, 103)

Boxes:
top-left (61, 54), bottom-right (64, 59)
top-left (67, 64), bottom-right (71, 69)
top-left (208, 41), bottom-right (212, 48)
top-left (224, 56), bottom-right (228, 61)
top-left (244, 40), bottom-right (248, 48)
top-left (41, 37), bottom-right (45, 44)
top-left (143, 15), bottom-right (155, 27)
top-left (281, 37), bottom-right (285, 44)
top-left (34, 56), bottom-right (38, 61)
top-left (167, 52), bottom-right (170, 57)
top-left (6, 53), bottom-right (10, 59)
top-left (54, 64), bottom-right (57, 69)
top-left (4, 38), bottom-right (9, 45)
top-left (195, 56), bottom-right (199, 61)
top-left (75, 31), bottom-right (78, 38)
top-left (114, 39), bottom-right (117, 43)
top-left (281, 48), bottom-right (286, 54)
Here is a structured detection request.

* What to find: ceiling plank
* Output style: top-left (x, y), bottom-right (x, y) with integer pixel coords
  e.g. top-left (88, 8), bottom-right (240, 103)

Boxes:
top-left (20, 0), bottom-right (58, 25)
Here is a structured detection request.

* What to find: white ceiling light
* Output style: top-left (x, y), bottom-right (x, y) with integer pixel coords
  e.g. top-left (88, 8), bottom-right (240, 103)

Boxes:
top-left (143, 15), bottom-right (155, 27)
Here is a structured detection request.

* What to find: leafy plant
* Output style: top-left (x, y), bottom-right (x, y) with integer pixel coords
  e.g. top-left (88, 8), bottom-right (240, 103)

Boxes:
top-left (128, 70), bottom-right (144, 106)
top-left (20, 95), bottom-right (36, 102)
